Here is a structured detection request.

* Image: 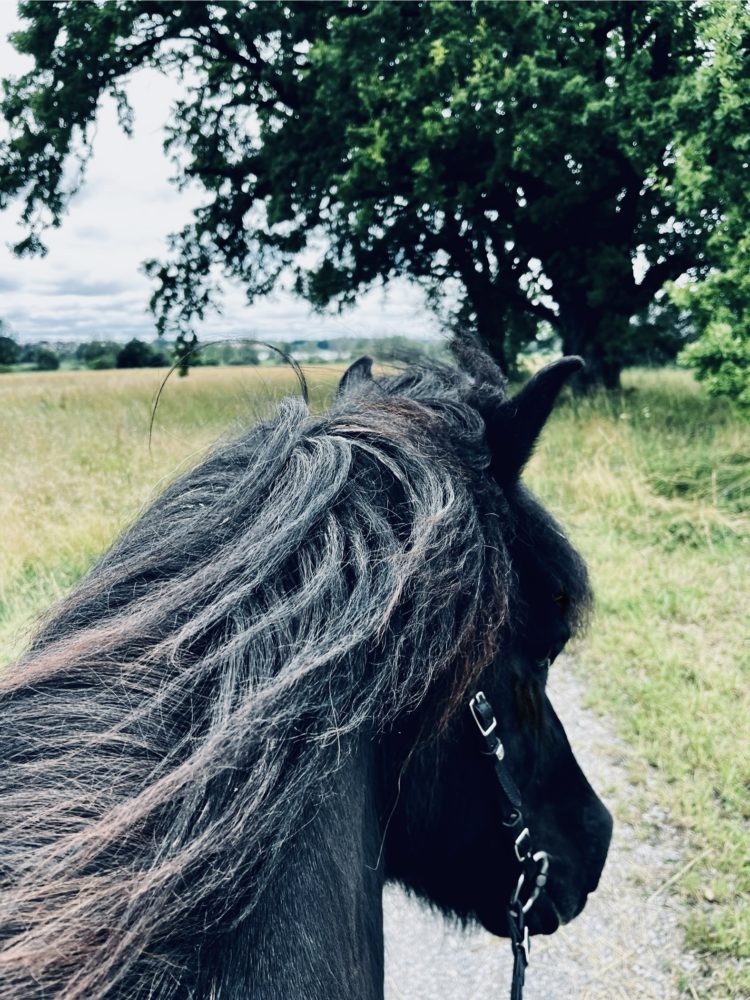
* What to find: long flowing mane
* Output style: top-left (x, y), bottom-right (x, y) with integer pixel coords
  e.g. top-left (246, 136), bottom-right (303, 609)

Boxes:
top-left (0, 359), bottom-right (588, 998)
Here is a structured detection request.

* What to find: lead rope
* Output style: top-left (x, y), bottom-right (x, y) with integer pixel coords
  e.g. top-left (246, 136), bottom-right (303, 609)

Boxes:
top-left (468, 692), bottom-right (550, 1000)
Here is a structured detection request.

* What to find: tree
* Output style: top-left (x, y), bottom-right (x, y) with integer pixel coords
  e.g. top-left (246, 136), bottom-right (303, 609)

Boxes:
top-left (75, 340), bottom-right (119, 369)
top-left (668, 2), bottom-right (750, 409)
top-left (34, 346), bottom-right (59, 370)
top-left (229, 342), bottom-right (260, 366)
top-left (0, 2), bottom-right (740, 387)
top-left (626, 297), bottom-right (696, 368)
top-left (0, 331), bottom-right (21, 366)
top-left (116, 338), bottom-right (167, 368)
top-left (174, 329), bottom-right (198, 377)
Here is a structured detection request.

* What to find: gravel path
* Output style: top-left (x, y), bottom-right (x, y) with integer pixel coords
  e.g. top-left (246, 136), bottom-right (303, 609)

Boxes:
top-left (383, 662), bottom-right (704, 1000)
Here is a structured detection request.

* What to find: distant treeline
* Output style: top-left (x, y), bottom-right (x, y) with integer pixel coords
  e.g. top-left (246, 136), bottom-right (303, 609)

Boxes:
top-left (0, 333), bottom-right (450, 374)
top-left (0, 335), bottom-right (62, 371)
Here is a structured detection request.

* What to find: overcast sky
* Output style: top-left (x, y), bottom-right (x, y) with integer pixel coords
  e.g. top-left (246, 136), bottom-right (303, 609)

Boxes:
top-left (0, 6), bottom-right (439, 344)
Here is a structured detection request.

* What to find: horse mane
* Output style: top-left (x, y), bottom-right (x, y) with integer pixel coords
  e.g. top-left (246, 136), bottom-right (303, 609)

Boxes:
top-left (0, 358), bottom-right (585, 999)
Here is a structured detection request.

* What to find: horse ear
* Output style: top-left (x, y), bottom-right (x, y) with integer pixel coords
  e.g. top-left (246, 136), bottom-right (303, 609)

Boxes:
top-left (337, 356), bottom-right (373, 397)
top-left (487, 356), bottom-right (583, 482)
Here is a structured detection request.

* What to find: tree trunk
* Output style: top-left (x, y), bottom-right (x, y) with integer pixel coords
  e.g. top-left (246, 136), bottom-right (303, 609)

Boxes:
top-left (453, 279), bottom-right (630, 391)
top-left (472, 293), bottom-right (511, 372)
top-left (558, 305), bottom-right (626, 392)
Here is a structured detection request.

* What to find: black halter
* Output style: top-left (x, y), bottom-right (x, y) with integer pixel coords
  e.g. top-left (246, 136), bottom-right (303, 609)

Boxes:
top-left (469, 691), bottom-right (550, 1000)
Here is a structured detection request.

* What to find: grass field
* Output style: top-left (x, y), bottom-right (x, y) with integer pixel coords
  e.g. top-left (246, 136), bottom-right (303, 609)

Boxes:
top-left (526, 369), bottom-right (749, 997)
top-left (1, 363), bottom-right (748, 996)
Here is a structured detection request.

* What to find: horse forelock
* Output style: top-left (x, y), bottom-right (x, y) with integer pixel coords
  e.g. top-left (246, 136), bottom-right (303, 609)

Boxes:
top-left (0, 360), bottom-right (521, 998)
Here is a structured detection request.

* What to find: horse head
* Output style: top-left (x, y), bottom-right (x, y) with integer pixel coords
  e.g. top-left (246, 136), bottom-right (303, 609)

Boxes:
top-left (336, 350), bottom-right (612, 939)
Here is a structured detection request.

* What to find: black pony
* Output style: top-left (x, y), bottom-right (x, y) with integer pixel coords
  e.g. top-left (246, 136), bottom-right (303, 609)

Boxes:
top-left (0, 347), bottom-right (611, 999)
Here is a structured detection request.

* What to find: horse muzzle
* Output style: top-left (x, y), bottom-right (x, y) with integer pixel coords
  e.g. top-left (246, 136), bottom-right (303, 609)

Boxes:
top-left (530, 797), bottom-right (613, 935)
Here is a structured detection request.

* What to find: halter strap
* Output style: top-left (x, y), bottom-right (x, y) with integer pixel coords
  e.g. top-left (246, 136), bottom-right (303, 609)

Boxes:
top-left (468, 691), bottom-right (550, 1000)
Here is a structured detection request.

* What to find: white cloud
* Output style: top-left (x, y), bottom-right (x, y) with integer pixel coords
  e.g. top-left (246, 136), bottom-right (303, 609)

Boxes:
top-left (0, 6), bottom-right (439, 344)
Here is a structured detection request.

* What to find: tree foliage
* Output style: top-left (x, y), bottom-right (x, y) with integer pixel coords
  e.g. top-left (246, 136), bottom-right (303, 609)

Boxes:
top-left (0, 333), bottom-right (21, 366)
top-left (75, 339), bottom-right (119, 369)
top-left (174, 329), bottom-right (198, 377)
top-left (0, 1), bottom-right (746, 388)
top-left (116, 337), bottom-right (168, 368)
top-left (679, 323), bottom-right (750, 412)
top-left (669, 1), bottom-right (750, 408)
top-left (33, 345), bottom-right (60, 370)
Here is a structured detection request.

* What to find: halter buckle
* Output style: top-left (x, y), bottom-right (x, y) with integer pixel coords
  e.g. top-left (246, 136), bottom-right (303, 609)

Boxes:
top-left (469, 691), bottom-right (497, 737)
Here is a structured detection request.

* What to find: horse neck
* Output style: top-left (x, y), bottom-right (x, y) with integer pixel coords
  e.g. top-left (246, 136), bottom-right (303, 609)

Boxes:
top-left (201, 738), bottom-right (386, 1000)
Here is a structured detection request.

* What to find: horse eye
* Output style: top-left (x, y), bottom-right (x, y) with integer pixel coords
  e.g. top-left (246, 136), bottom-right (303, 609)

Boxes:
top-left (553, 591), bottom-right (570, 613)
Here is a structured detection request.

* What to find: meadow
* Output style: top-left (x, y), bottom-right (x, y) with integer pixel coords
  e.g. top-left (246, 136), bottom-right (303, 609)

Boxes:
top-left (0, 363), bottom-right (748, 996)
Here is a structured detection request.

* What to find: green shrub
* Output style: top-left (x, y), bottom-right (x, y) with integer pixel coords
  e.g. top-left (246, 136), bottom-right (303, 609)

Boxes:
top-left (88, 355), bottom-right (117, 370)
top-left (679, 323), bottom-right (750, 413)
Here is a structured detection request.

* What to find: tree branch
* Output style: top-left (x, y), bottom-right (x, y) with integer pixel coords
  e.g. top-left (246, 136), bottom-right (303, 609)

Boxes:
top-left (441, 216), bottom-right (559, 328)
top-left (634, 252), bottom-right (695, 306)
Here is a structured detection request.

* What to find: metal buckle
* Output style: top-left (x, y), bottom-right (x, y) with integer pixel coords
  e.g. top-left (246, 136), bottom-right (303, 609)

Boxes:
top-left (522, 851), bottom-right (550, 914)
top-left (508, 902), bottom-right (530, 965)
top-left (511, 850), bottom-right (550, 915)
top-left (469, 692), bottom-right (497, 737)
top-left (514, 827), bottom-right (531, 862)
top-left (532, 850), bottom-right (550, 881)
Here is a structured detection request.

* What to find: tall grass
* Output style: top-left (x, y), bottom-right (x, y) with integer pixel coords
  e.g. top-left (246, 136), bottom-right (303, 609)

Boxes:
top-left (1, 363), bottom-right (748, 995)
top-left (0, 366), bottom-right (322, 659)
